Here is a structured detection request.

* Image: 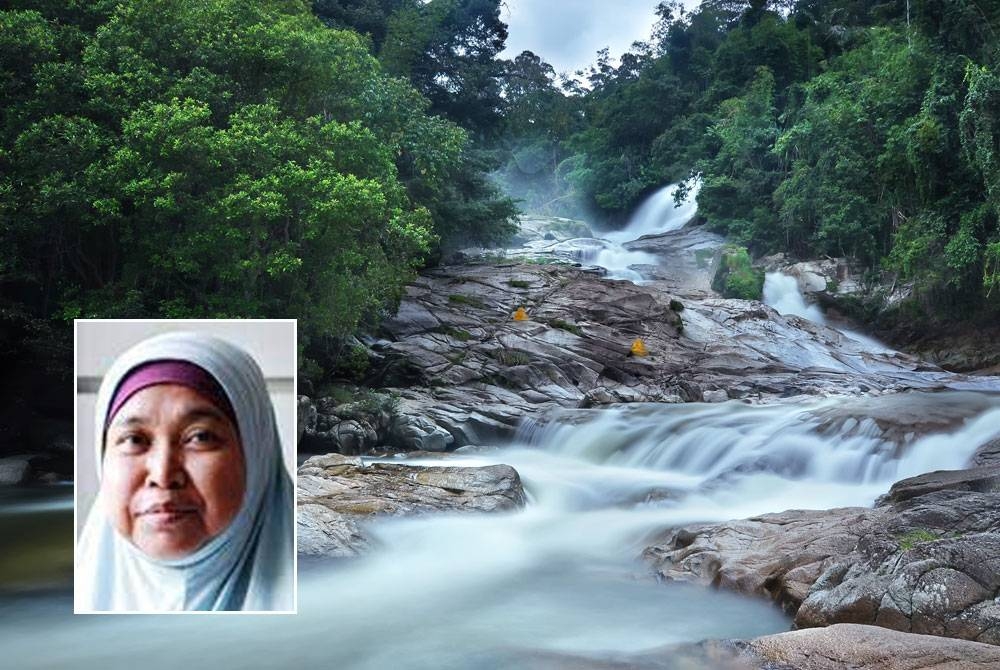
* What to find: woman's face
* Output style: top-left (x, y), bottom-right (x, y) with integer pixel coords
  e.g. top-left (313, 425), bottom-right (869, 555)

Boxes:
top-left (101, 384), bottom-right (246, 560)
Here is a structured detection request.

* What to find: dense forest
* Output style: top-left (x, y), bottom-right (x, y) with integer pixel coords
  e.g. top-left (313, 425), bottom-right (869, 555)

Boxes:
top-left (497, 0), bottom-right (1000, 319)
top-left (2, 0), bottom-right (999, 392)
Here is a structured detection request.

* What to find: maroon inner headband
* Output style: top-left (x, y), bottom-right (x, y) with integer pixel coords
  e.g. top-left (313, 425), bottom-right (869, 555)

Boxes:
top-left (105, 360), bottom-right (237, 431)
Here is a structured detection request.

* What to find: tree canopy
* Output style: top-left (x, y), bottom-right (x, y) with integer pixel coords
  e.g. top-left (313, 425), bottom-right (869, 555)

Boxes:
top-left (496, 0), bottom-right (1000, 319)
top-left (0, 0), bottom-right (515, 381)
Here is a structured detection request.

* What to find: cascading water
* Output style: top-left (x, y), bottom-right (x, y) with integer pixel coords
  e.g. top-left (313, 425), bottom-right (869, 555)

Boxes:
top-left (762, 273), bottom-right (825, 322)
top-left (587, 182), bottom-right (700, 281)
top-left (5, 391), bottom-right (1000, 669)
top-left (763, 272), bottom-right (890, 353)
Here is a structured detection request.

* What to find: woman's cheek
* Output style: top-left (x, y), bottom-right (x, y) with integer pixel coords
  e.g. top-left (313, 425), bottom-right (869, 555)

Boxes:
top-left (100, 454), bottom-right (140, 537)
top-left (193, 450), bottom-right (245, 536)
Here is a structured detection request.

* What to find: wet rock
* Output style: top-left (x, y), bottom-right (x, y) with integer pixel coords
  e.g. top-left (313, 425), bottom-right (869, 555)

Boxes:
top-left (511, 215), bottom-right (594, 246)
top-left (296, 503), bottom-right (371, 558)
top-left (296, 453), bottom-right (526, 557)
top-left (297, 395), bottom-right (316, 443)
top-left (332, 419), bottom-right (378, 455)
top-left (796, 491), bottom-right (1000, 642)
top-left (884, 465), bottom-right (1000, 503)
top-left (391, 414), bottom-right (454, 452)
top-left (371, 261), bottom-right (956, 448)
top-left (973, 437), bottom-right (1000, 466)
top-left (508, 625), bottom-right (1000, 669)
top-left (0, 456), bottom-right (32, 485)
top-left (644, 482), bottom-right (1000, 645)
top-left (702, 389), bottom-right (729, 403)
top-left (808, 391), bottom-right (993, 449)
top-left (740, 623), bottom-right (1000, 670)
top-left (645, 506), bottom-right (877, 614)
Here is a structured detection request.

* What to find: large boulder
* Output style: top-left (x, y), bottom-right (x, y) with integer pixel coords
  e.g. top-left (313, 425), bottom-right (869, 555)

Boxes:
top-left (0, 456), bottom-right (32, 485)
top-left (297, 454), bottom-right (526, 557)
top-left (644, 506), bottom-right (878, 614)
top-left (370, 261), bottom-right (958, 449)
top-left (973, 437), bottom-right (1000, 466)
top-left (391, 414), bottom-right (454, 452)
top-left (510, 215), bottom-right (594, 246)
top-left (795, 490), bottom-right (1000, 643)
top-left (883, 464), bottom-right (1000, 503)
top-left (297, 503), bottom-right (371, 558)
top-left (644, 468), bottom-right (1000, 645)
top-left (514, 625), bottom-right (1000, 669)
top-left (297, 395), bottom-right (316, 443)
top-left (738, 623), bottom-right (1000, 670)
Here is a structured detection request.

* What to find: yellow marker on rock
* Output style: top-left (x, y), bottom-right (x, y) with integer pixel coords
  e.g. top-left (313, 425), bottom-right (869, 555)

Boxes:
top-left (512, 306), bottom-right (529, 321)
top-left (630, 338), bottom-right (648, 357)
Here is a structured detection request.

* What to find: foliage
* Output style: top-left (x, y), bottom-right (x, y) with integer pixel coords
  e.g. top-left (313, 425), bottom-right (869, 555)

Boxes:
top-left (546, 318), bottom-right (584, 336)
top-left (0, 0), bottom-right (524, 388)
top-left (333, 343), bottom-right (371, 381)
top-left (496, 348), bottom-right (530, 366)
top-left (434, 325), bottom-right (472, 341)
top-left (713, 246), bottom-right (765, 299)
top-left (504, 0), bottom-right (1000, 322)
top-left (447, 293), bottom-right (488, 309)
top-left (898, 528), bottom-right (938, 550)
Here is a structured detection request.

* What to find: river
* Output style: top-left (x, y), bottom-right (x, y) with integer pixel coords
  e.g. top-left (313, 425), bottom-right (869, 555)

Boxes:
top-left (3, 185), bottom-right (999, 668)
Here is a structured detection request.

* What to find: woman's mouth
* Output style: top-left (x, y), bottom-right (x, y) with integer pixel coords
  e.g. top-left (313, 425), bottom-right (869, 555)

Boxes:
top-left (136, 504), bottom-right (200, 528)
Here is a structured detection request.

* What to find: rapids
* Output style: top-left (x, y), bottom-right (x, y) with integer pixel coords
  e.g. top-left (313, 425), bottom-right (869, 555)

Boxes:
top-left (5, 183), bottom-right (1000, 669)
top-left (763, 272), bottom-right (891, 353)
top-left (4, 391), bottom-right (1000, 669)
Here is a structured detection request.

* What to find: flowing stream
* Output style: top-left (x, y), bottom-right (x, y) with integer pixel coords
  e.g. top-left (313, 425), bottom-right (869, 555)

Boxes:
top-left (763, 272), bottom-right (891, 353)
top-left (4, 183), bottom-right (1000, 668)
top-left (3, 391), bottom-right (1000, 668)
top-left (589, 182), bottom-right (699, 281)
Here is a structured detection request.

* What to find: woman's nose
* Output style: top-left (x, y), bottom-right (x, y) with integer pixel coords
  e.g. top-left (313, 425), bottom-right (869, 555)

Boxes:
top-left (144, 442), bottom-right (187, 489)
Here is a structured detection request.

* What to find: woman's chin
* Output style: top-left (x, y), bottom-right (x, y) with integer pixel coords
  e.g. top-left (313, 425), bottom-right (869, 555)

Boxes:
top-left (132, 521), bottom-right (208, 560)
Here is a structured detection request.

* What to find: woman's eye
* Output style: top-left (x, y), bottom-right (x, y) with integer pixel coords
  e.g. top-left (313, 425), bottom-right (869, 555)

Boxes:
top-left (115, 434), bottom-right (149, 452)
top-left (186, 430), bottom-right (221, 448)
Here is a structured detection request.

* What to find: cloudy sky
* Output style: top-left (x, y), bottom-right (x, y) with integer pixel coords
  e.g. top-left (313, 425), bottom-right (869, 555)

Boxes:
top-left (500, 0), bottom-right (699, 77)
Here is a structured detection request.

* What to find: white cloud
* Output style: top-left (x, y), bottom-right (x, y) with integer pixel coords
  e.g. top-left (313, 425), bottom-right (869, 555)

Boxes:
top-left (500, 0), bottom-right (682, 76)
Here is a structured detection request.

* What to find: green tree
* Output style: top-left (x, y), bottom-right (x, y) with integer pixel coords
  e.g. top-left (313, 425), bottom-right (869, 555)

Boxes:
top-left (0, 0), bottom-right (484, 359)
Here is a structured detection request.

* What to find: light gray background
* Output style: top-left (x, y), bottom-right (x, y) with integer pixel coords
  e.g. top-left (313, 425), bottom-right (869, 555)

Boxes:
top-left (75, 320), bottom-right (296, 535)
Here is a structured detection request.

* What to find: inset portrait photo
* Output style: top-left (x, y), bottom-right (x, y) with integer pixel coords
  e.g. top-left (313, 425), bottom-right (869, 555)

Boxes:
top-left (74, 320), bottom-right (296, 613)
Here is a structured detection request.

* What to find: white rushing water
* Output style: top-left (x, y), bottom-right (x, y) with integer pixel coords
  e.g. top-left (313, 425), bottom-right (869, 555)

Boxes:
top-left (590, 182), bottom-right (700, 281)
top-left (4, 391), bottom-right (1000, 669)
top-left (763, 272), bottom-right (891, 353)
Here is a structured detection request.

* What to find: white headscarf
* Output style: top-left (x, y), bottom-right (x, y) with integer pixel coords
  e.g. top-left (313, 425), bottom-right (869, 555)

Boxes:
top-left (76, 332), bottom-right (294, 612)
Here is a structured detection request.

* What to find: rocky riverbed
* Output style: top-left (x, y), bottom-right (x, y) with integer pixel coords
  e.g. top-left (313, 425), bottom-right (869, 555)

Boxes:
top-left (7, 205), bottom-right (997, 670)
top-left (285, 207), bottom-right (1000, 669)
top-left (301, 258), bottom-right (982, 454)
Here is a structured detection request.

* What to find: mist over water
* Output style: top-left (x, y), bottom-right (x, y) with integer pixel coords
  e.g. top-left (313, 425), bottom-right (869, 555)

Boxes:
top-left (5, 392), bottom-right (1000, 669)
top-left (7, 185), bottom-right (1000, 668)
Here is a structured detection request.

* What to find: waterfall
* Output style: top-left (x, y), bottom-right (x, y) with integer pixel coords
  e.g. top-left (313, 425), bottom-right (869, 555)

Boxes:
top-left (763, 271), bottom-right (891, 353)
top-left (589, 182), bottom-right (699, 281)
top-left (763, 272), bottom-right (825, 322)
top-left (604, 182), bottom-right (701, 244)
top-left (5, 391), bottom-right (1000, 669)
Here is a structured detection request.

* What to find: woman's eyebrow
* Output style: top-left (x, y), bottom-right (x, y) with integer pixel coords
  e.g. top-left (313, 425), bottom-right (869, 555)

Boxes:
top-left (112, 415), bottom-right (147, 428)
top-left (181, 407), bottom-right (229, 424)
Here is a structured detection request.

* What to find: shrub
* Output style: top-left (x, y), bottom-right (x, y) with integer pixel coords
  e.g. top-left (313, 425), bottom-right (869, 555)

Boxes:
top-left (898, 529), bottom-right (938, 550)
top-left (448, 294), bottom-right (488, 309)
top-left (713, 245), bottom-right (764, 300)
top-left (547, 318), bottom-right (584, 336)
